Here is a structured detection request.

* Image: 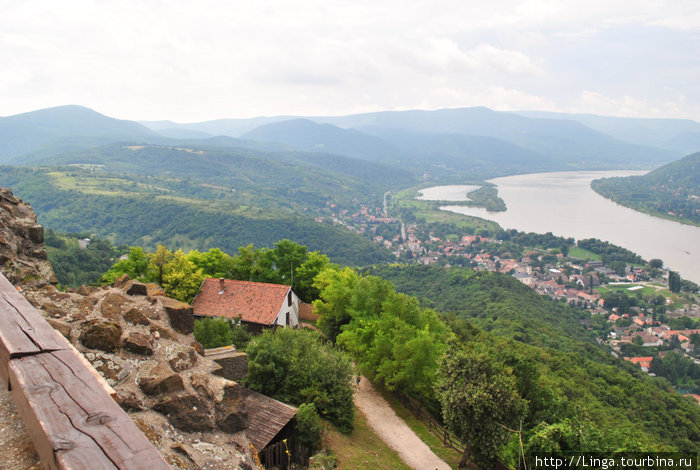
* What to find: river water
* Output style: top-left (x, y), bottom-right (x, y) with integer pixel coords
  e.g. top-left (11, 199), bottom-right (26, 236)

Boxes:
top-left (418, 171), bottom-right (700, 284)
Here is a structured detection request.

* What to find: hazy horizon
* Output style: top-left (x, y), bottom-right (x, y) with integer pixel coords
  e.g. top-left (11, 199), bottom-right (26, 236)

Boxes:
top-left (3, 1), bottom-right (700, 123)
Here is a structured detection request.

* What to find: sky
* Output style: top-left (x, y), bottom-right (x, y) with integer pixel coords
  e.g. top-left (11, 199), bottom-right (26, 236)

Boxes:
top-left (2, 0), bottom-right (700, 122)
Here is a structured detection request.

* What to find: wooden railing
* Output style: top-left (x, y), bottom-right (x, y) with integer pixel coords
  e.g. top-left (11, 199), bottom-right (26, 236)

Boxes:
top-left (0, 273), bottom-right (171, 470)
top-left (394, 390), bottom-right (467, 453)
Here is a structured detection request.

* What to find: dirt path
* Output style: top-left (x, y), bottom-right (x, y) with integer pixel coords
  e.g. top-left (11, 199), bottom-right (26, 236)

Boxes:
top-left (354, 377), bottom-right (452, 470)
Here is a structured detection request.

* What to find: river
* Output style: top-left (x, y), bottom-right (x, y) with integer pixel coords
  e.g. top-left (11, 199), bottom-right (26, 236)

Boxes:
top-left (418, 171), bottom-right (700, 284)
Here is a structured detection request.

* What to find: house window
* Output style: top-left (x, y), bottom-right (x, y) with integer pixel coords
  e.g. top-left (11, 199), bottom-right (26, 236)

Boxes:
top-left (286, 312), bottom-right (290, 325)
top-left (288, 291), bottom-right (292, 306)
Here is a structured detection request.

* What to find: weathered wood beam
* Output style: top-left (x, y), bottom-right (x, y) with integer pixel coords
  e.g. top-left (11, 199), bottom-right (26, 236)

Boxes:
top-left (0, 272), bottom-right (171, 469)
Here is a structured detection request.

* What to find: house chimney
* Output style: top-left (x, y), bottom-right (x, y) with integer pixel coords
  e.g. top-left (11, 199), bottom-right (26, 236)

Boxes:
top-left (218, 278), bottom-right (226, 294)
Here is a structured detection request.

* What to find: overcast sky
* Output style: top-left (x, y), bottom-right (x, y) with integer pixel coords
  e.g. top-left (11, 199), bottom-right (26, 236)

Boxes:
top-left (2, 0), bottom-right (700, 122)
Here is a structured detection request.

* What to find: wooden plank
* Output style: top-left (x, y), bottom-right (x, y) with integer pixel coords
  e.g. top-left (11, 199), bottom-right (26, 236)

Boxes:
top-left (63, 339), bottom-right (116, 399)
top-left (0, 274), bottom-right (67, 353)
top-left (10, 352), bottom-right (171, 470)
top-left (10, 354), bottom-right (119, 470)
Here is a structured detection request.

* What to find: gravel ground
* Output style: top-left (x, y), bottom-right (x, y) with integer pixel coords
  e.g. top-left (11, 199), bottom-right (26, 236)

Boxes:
top-left (0, 389), bottom-right (41, 470)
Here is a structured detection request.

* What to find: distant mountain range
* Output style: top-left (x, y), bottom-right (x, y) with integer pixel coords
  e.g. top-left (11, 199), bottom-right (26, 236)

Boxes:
top-left (0, 105), bottom-right (160, 161)
top-left (3, 104), bottom-right (696, 176)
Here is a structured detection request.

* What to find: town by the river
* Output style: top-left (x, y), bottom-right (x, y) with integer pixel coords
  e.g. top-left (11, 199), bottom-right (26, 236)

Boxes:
top-left (424, 171), bottom-right (700, 285)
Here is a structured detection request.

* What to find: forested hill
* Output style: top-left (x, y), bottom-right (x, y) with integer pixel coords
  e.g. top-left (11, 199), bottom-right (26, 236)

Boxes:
top-left (592, 152), bottom-right (700, 226)
top-left (363, 264), bottom-right (700, 454)
top-left (0, 105), bottom-right (160, 162)
top-left (0, 161), bottom-right (396, 266)
top-left (368, 264), bottom-right (594, 350)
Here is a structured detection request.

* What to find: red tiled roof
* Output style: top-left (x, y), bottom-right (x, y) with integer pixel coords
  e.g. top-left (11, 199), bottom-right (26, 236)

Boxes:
top-left (191, 278), bottom-right (291, 326)
top-left (626, 356), bottom-right (654, 368)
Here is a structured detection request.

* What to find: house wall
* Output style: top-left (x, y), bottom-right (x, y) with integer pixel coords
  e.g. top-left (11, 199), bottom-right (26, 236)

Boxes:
top-left (273, 289), bottom-right (300, 328)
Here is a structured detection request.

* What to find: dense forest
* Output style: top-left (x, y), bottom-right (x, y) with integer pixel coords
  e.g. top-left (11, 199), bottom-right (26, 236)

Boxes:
top-left (592, 152), bottom-right (700, 226)
top-left (0, 165), bottom-right (394, 266)
top-left (339, 264), bottom-right (700, 464)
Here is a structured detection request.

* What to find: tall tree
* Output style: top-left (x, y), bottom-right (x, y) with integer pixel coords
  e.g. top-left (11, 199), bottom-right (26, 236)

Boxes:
top-left (669, 271), bottom-right (681, 294)
top-left (436, 344), bottom-right (526, 468)
top-left (149, 245), bottom-right (173, 285)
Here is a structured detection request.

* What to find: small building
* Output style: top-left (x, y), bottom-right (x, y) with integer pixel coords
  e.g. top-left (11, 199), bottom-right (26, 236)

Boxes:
top-left (626, 356), bottom-right (654, 372)
top-left (191, 278), bottom-right (300, 334)
top-left (243, 388), bottom-right (300, 468)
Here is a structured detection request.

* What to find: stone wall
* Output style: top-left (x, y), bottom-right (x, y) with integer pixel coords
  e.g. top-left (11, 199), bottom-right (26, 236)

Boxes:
top-left (205, 346), bottom-right (249, 381)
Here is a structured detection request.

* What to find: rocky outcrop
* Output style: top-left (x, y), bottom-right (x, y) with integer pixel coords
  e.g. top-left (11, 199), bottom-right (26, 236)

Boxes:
top-left (0, 188), bottom-right (259, 470)
top-left (161, 297), bottom-right (195, 334)
top-left (79, 320), bottom-right (123, 352)
top-left (0, 188), bottom-right (56, 287)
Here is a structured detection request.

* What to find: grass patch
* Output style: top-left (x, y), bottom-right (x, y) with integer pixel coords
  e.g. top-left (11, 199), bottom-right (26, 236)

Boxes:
top-left (322, 406), bottom-right (412, 470)
top-left (596, 285), bottom-right (659, 297)
top-left (375, 386), bottom-right (462, 469)
top-left (567, 247), bottom-right (601, 261)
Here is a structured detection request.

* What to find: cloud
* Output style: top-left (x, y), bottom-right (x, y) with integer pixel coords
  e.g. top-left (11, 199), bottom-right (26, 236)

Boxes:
top-left (0, 0), bottom-right (698, 121)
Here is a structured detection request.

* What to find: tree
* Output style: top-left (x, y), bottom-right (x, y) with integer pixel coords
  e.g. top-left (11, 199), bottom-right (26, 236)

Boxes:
top-left (161, 249), bottom-right (205, 303)
top-left (187, 248), bottom-right (235, 278)
top-left (271, 239), bottom-right (308, 286)
top-left (295, 403), bottom-right (323, 454)
top-left (313, 267), bottom-right (360, 342)
top-left (293, 251), bottom-right (337, 302)
top-left (149, 245), bottom-right (173, 285)
top-left (649, 258), bottom-right (663, 270)
top-left (100, 246), bottom-right (150, 283)
top-left (436, 344), bottom-right (526, 468)
top-left (669, 271), bottom-right (681, 294)
top-left (194, 317), bottom-right (233, 349)
top-left (245, 328), bottom-right (355, 432)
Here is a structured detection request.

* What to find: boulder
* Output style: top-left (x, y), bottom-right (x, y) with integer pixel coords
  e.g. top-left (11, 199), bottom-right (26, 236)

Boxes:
top-left (124, 307), bottom-right (150, 326)
top-left (145, 283), bottom-right (166, 297)
top-left (150, 324), bottom-right (176, 340)
top-left (79, 321), bottom-right (122, 352)
top-left (47, 318), bottom-right (72, 339)
top-left (115, 391), bottom-right (145, 411)
top-left (161, 297), bottom-right (194, 334)
top-left (100, 292), bottom-right (128, 320)
top-left (126, 281), bottom-right (148, 296)
top-left (112, 273), bottom-right (130, 288)
top-left (139, 364), bottom-right (185, 396)
top-left (154, 393), bottom-right (215, 432)
top-left (41, 302), bottom-right (65, 318)
top-left (78, 285), bottom-right (98, 296)
top-left (77, 295), bottom-right (99, 313)
top-left (215, 384), bottom-right (248, 433)
top-left (167, 346), bottom-right (198, 372)
top-left (27, 224), bottom-right (44, 243)
top-left (123, 332), bottom-right (155, 356)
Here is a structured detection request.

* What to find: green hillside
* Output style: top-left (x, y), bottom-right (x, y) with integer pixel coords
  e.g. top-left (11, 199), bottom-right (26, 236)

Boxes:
top-left (0, 164), bottom-right (395, 266)
top-left (359, 265), bottom-right (700, 455)
top-left (592, 152), bottom-right (700, 225)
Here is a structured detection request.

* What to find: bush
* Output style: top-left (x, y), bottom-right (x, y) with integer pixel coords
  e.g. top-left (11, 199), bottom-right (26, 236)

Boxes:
top-left (193, 317), bottom-right (233, 349)
top-left (245, 328), bottom-right (355, 432)
top-left (296, 403), bottom-right (323, 453)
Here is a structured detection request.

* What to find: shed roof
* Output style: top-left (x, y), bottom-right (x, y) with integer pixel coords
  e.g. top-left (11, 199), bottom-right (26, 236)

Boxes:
top-left (192, 278), bottom-right (291, 325)
top-left (243, 388), bottom-right (298, 450)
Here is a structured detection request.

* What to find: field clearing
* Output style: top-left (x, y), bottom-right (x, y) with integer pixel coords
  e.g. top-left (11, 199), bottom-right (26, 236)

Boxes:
top-left (596, 284), bottom-right (666, 298)
top-left (567, 246), bottom-right (601, 261)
